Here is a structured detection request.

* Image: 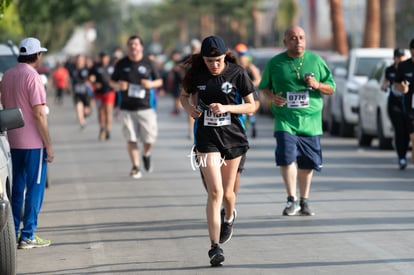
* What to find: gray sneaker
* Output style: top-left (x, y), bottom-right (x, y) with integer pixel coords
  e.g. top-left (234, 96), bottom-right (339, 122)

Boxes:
top-left (300, 199), bottom-right (315, 216)
top-left (142, 155), bottom-right (153, 172)
top-left (282, 196), bottom-right (300, 216)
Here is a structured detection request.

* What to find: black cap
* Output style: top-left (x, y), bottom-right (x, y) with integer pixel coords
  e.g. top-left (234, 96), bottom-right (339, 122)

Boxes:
top-left (200, 35), bottom-right (227, 57)
top-left (99, 51), bottom-right (109, 57)
top-left (394, 48), bottom-right (405, 57)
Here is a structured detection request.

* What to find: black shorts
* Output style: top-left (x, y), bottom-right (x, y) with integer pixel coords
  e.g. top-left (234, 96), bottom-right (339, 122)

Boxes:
top-left (73, 93), bottom-right (91, 107)
top-left (196, 145), bottom-right (248, 160)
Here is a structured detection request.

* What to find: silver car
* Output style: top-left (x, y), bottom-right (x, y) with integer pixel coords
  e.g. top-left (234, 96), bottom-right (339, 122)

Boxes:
top-left (0, 108), bottom-right (24, 275)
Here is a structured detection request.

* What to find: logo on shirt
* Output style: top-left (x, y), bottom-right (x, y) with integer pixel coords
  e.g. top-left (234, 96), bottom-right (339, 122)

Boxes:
top-left (197, 85), bottom-right (206, 91)
top-left (138, 65), bottom-right (147, 75)
top-left (221, 81), bottom-right (232, 94)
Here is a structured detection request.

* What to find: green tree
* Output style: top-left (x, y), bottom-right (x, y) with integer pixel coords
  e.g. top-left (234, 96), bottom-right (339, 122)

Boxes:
top-left (0, 2), bottom-right (23, 43)
top-left (122, 0), bottom-right (263, 53)
top-left (15, 0), bottom-right (116, 52)
top-left (0, 0), bottom-right (12, 17)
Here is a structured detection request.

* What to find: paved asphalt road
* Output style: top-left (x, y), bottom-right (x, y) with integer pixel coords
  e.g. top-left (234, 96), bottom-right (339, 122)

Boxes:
top-left (16, 94), bottom-right (414, 275)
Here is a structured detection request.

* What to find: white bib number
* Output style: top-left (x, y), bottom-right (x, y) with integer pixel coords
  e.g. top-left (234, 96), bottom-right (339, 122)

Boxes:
top-left (74, 83), bottom-right (87, 94)
top-left (128, 83), bottom-right (146, 99)
top-left (286, 91), bottom-right (310, 108)
top-left (204, 111), bottom-right (231, 127)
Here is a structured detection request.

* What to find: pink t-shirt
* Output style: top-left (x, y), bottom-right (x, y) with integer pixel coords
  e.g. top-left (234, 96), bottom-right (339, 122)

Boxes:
top-left (1, 63), bottom-right (47, 149)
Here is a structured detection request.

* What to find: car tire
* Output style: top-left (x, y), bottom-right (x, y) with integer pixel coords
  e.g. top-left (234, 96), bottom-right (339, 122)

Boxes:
top-left (357, 115), bottom-right (373, 147)
top-left (0, 208), bottom-right (16, 275)
top-left (328, 114), bottom-right (340, 136)
top-left (377, 112), bottom-right (393, 150)
top-left (339, 103), bottom-right (355, 137)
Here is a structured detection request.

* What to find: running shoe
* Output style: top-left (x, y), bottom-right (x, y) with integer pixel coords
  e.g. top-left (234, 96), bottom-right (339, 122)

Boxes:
top-left (130, 166), bottom-right (142, 179)
top-left (99, 128), bottom-right (106, 141)
top-left (399, 158), bottom-right (407, 170)
top-left (208, 243), bottom-right (224, 267)
top-left (282, 196), bottom-right (300, 216)
top-left (142, 155), bottom-right (152, 172)
top-left (299, 199), bottom-right (315, 216)
top-left (219, 209), bottom-right (237, 244)
top-left (18, 235), bottom-right (51, 249)
top-left (220, 208), bottom-right (225, 224)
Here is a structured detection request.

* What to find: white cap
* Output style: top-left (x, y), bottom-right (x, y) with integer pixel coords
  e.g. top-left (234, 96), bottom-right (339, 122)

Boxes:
top-left (190, 39), bottom-right (201, 49)
top-left (19, 37), bottom-right (48, 56)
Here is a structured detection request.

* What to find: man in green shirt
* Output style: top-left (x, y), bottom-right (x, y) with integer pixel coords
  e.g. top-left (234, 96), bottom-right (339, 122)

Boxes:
top-left (259, 26), bottom-right (335, 216)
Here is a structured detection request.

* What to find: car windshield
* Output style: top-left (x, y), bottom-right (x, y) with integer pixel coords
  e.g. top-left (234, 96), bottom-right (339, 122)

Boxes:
top-left (0, 55), bottom-right (17, 73)
top-left (354, 57), bottom-right (385, 77)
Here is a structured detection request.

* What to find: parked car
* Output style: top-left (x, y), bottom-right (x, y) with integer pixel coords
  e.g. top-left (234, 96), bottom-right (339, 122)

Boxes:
top-left (328, 48), bottom-right (394, 137)
top-left (322, 54), bottom-right (347, 131)
top-left (0, 108), bottom-right (24, 275)
top-left (357, 59), bottom-right (394, 149)
top-left (0, 42), bottom-right (18, 81)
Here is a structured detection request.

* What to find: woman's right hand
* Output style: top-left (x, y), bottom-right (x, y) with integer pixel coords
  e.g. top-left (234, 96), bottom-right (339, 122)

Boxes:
top-left (190, 107), bottom-right (203, 118)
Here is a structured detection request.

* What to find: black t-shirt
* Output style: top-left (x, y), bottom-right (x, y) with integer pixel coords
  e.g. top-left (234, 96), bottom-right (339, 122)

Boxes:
top-left (89, 63), bottom-right (114, 94)
top-left (111, 56), bottom-right (161, 110)
top-left (188, 62), bottom-right (255, 150)
top-left (70, 66), bottom-right (90, 95)
top-left (385, 64), bottom-right (401, 102)
top-left (395, 58), bottom-right (414, 110)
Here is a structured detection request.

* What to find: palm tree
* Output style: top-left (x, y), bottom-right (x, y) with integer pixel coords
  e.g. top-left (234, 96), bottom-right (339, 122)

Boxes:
top-left (380, 0), bottom-right (395, 48)
top-left (329, 0), bottom-right (348, 55)
top-left (362, 0), bottom-right (380, 47)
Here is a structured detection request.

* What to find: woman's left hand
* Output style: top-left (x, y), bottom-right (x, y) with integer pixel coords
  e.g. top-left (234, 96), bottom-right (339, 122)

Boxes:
top-left (209, 103), bottom-right (226, 114)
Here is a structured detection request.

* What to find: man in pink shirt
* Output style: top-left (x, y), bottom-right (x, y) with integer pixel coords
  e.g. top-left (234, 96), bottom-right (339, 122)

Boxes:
top-left (0, 37), bottom-right (54, 249)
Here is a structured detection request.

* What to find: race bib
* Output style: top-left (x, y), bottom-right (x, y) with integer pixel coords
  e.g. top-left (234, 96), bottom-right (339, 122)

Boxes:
top-left (286, 91), bottom-right (310, 108)
top-left (74, 83), bottom-right (87, 94)
top-left (203, 110), bottom-right (231, 127)
top-left (128, 83), bottom-right (146, 99)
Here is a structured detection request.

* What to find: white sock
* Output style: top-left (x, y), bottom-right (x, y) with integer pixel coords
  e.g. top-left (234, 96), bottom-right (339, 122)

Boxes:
top-left (224, 215), bottom-right (234, 224)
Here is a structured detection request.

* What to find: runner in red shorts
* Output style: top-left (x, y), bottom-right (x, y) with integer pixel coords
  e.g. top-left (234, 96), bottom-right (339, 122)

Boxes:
top-left (90, 52), bottom-right (116, 140)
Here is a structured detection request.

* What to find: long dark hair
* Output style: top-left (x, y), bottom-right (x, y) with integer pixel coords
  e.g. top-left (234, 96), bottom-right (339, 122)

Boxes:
top-left (182, 50), bottom-right (237, 93)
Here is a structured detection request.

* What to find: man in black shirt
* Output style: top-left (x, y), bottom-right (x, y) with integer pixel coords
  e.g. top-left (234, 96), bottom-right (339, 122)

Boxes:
top-left (110, 35), bottom-right (163, 178)
top-left (395, 39), bottom-right (414, 167)
top-left (382, 48), bottom-right (409, 169)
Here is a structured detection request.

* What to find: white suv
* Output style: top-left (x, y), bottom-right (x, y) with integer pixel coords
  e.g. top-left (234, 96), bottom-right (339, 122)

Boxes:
top-left (328, 48), bottom-right (394, 137)
top-left (357, 59), bottom-right (393, 149)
